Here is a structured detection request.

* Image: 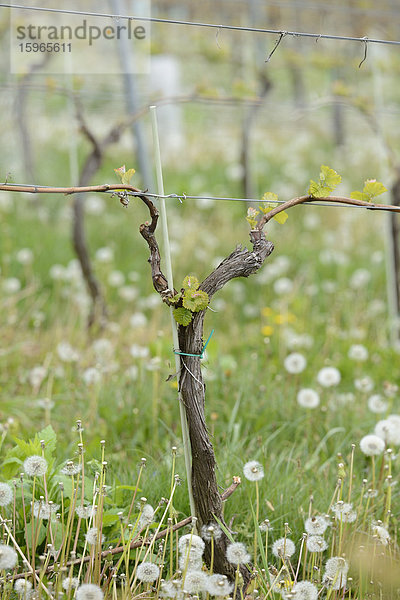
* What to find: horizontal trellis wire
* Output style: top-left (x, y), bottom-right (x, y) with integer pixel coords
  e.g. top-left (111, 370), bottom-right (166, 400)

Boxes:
top-left (1, 3), bottom-right (400, 48)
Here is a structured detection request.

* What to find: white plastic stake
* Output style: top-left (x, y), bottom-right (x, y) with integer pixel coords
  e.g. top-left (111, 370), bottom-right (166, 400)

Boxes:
top-left (150, 105), bottom-right (196, 520)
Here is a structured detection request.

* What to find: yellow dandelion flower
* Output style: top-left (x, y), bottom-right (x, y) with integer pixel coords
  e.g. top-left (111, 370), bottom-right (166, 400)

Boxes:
top-left (261, 325), bottom-right (274, 336)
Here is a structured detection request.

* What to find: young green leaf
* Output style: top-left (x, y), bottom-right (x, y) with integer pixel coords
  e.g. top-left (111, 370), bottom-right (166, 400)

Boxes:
top-left (246, 207), bottom-right (259, 229)
top-left (363, 179), bottom-right (387, 198)
top-left (121, 168), bottom-right (136, 185)
top-left (170, 292), bottom-right (182, 305)
top-left (173, 307), bottom-right (193, 326)
top-left (308, 165), bottom-right (341, 197)
top-left (114, 165), bottom-right (126, 179)
top-left (259, 193), bottom-right (288, 224)
top-left (351, 179), bottom-right (387, 203)
top-left (182, 275), bottom-right (200, 290)
top-left (183, 289), bottom-right (209, 312)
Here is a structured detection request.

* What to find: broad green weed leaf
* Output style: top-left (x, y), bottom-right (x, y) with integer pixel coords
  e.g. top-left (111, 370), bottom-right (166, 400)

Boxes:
top-left (173, 307), bottom-right (193, 326)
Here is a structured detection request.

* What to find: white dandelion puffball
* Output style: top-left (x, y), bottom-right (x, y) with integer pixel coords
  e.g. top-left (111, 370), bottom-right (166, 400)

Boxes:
top-left (76, 583), bottom-right (104, 600)
top-left (284, 353), bottom-right (307, 374)
top-left (374, 419), bottom-right (400, 446)
top-left (76, 505), bottom-right (95, 519)
top-left (0, 544), bottom-right (18, 569)
top-left (317, 366), bottom-right (341, 387)
top-left (23, 455), bottom-right (48, 477)
top-left (304, 515), bottom-right (329, 535)
top-left (348, 344), bottom-right (368, 361)
top-left (207, 574), bottom-right (233, 596)
top-left (95, 247), bottom-right (113, 263)
top-left (62, 577), bottom-right (80, 591)
top-left (283, 580), bottom-right (318, 600)
top-left (16, 248), bottom-right (34, 265)
top-left (108, 270), bottom-right (125, 287)
top-left (0, 482), bottom-right (13, 507)
top-left (297, 388), bottom-right (320, 409)
top-left (272, 537), bottom-right (296, 559)
top-left (226, 542), bottom-right (250, 565)
top-left (201, 523), bottom-right (223, 541)
top-left (273, 277), bottom-right (294, 295)
top-left (138, 504), bottom-right (155, 529)
top-left (82, 367), bottom-right (102, 386)
top-left (323, 556), bottom-right (349, 590)
top-left (243, 460), bottom-right (264, 481)
top-left (178, 553), bottom-right (203, 572)
top-left (354, 375), bottom-right (374, 393)
top-left (178, 534), bottom-right (205, 557)
top-left (306, 535), bottom-right (328, 553)
top-left (368, 394), bottom-right (388, 414)
top-left (372, 524), bottom-right (390, 546)
top-left (3, 277), bottom-right (21, 294)
top-left (136, 562), bottom-right (160, 582)
top-left (14, 579), bottom-right (33, 595)
top-left (182, 570), bottom-right (209, 593)
top-left (332, 502), bottom-right (357, 523)
top-left (57, 341), bottom-right (80, 363)
top-left (85, 527), bottom-right (104, 546)
top-left (360, 434), bottom-right (385, 456)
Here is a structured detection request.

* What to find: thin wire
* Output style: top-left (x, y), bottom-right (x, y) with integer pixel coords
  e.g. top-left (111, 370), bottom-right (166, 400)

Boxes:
top-left (2, 4), bottom-right (400, 47)
top-left (4, 182), bottom-right (399, 212)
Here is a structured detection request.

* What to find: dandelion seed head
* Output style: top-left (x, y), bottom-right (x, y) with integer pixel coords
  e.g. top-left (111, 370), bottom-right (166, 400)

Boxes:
top-left (0, 544), bottom-right (18, 569)
top-left (306, 535), bottom-right (328, 553)
top-left (136, 562), bottom-right (160, 583)
top-left (317, 367), bottom-right (341, 387)
top-left (62, 577), bottom-right (80, 591)
top-left (348, 344), bottom-right (368, 361)
top-left (354, 375), bottom-right (374, 393)
top-left (243, 460), bottom-right (264, 481)
top-left (85, 527), bottom-right (104, 546)
top-left (297, 388), bottom-right (320, 409)
top-left (272, 537), bottom-right (296, 559)
top-left (33, 500), bottom-right (59, 520)
top-left (23, 455), bottom-right (48, 477)
top-left (138, 504), bottom-right (155, 529)
top-left (178, 554), bottom-right (203, 572)
top-left (360, 434), bottom-right (385, 456)
top-left (60, 461), bottom-right (82, 476)
top-left (201, 523), bottom-right (223, 541)
top-left (367, 394), bottom-right (388, 414)
top-left (14, 579), bottom-right (33, 595)
top-left (178, 534), bottom-right (205, 557)
top-left (207, 574), bottom-right (233, 596)
top-left (304, 515), bottom-right (329, 535)
top-left (226, 542), bottom-right (250, 565)
top-left (372, 524), bottom-right (390, 546)
top-left (75, 505), bottom-right (95, 519)
top-left (323, 557), bottom-right (348, 590)
top-left (284, 353), bottom-right (307, 374)
top-left (282, 580), bottom-right (318, 600)
top-left (374, 419), bottom-right (400, 446)
top-left (76, 583), bottom-right (104, 600)
top-left (160, 580), bottom-right (184, 599)
top-left (0, 482), bottom-right (13, 507)
top-left (182, 571), bottom-right (208, 593)
top-left (332, 502), bottom-right (357, 523)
